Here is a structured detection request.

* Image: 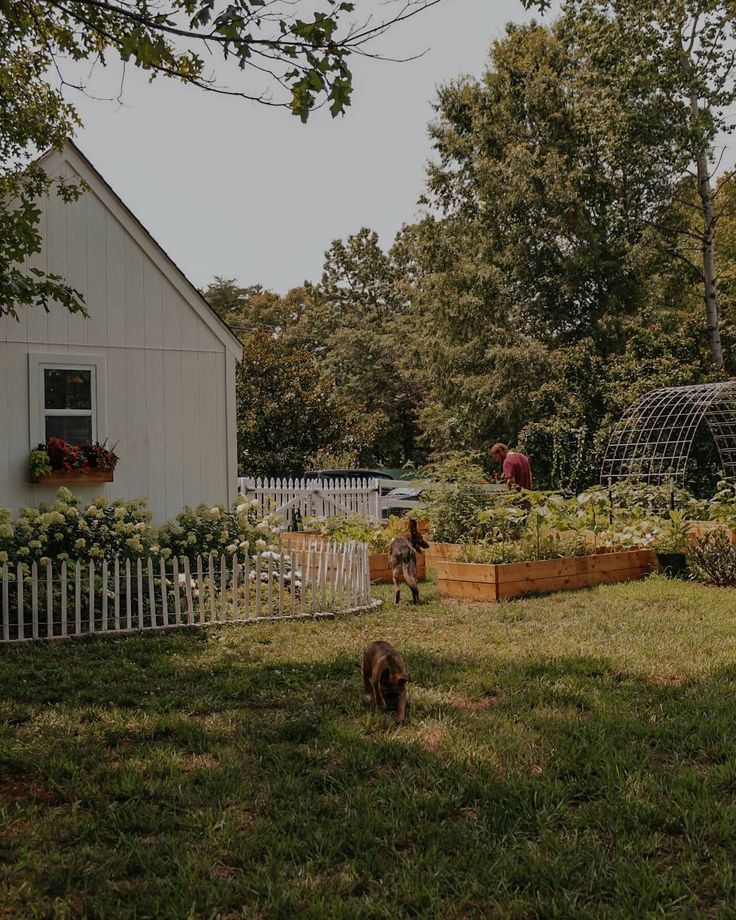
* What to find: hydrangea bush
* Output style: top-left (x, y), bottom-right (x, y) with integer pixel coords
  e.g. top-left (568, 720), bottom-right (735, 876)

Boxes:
top-left (0, 488), bottom-right (156, 567)
top-left (158, 499), bottom-right (282, 563)
top-left (0, 489), bottom-right (282, 568)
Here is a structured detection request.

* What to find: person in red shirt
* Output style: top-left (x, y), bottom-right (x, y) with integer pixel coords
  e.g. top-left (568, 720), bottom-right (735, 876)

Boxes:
top-left (490, 442), bottom-right (533, 491)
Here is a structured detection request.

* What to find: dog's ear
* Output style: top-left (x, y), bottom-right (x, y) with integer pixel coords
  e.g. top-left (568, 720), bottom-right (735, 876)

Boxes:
top-left (409, 519), bottom-right (418, 534)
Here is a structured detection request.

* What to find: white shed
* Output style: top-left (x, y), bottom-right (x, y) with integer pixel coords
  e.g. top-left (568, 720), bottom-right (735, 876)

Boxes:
top-left (0, 141), bottom-right (242, 522)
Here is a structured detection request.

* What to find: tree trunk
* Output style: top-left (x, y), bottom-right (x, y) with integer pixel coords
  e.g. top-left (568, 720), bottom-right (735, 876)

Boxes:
top-left (694, 145), bottom-right (724, 371)
top-left (680, 27), bottom-right (725, 372)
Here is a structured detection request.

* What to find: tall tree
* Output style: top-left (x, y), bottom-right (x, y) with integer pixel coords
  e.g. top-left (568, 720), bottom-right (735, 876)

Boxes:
top-left (236, 332), bottom-right (378, 477)
top-left (316, 228), bottom-right (421, 465)
top-left (401, 20), bottom-right (665, 461)
top-left (526, 0), bottom-right (736, 370)
top-left (425, 20), bottom-right (660, 347)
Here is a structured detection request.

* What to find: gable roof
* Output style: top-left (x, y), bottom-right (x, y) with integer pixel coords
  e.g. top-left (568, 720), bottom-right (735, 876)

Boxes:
top-left (38, 140), bottom-right (243, 360)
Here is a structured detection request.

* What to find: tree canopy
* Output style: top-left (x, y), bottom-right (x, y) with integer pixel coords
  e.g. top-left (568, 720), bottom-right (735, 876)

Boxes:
top-left (223, 4), bottom-right (736, 488)
top-left (0, 0), bottom-right (442, 319)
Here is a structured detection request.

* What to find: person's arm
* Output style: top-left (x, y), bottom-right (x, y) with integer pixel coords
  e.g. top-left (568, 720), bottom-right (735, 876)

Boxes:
top-left (502, 458), bottom-right (518, 489)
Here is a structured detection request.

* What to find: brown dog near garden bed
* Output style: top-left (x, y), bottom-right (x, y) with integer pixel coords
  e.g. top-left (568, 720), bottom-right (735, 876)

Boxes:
top-left (388, 519), bottom-right (429, 605)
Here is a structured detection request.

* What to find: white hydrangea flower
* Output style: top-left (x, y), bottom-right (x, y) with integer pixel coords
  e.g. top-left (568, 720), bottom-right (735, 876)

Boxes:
top-left (255, 538), bottom-right (267, 551)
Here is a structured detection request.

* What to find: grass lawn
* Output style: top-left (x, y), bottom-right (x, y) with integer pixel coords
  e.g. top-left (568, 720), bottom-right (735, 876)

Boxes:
top-left (3, 575), bottom-right (736, 918)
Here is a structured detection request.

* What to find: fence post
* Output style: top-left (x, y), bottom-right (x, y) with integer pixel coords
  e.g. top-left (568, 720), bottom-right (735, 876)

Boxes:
top-left (1, 562), bottom-right (8, 643)
top-left (31, 561), bottom-right (39, 640)
top-left (88, 560), bottom-right (95, 634)
top-left (46, 560), bottom-right (53, 639)
top-left (148, 557), bottom-right (156, 629)
top-left (102, 559), bottom-right (109, 632)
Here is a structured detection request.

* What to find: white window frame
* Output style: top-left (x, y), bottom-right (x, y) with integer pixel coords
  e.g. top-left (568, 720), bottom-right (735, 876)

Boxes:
top-left (28, 353), bottom-right (107, 449)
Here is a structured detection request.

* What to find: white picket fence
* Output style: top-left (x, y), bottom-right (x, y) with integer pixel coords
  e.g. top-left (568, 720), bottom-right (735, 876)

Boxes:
top-left (0, 543), bottom-right (372, 644)
top-left (238, 476), bottom-right (424, 524)
top-left (239, 476), bottom-right (382, 522)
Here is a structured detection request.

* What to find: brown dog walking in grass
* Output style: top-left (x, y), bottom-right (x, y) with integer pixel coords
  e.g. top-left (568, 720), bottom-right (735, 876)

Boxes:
top-left (362, 640), bottom-right (410, 723)
top-left (388, 518), bottom-right (429, 605)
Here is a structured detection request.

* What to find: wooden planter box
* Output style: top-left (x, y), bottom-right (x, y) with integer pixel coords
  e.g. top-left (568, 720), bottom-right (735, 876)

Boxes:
top-left (687, 521), bottom-right (736, 545)
top-left (281, 532), bottom-right (426, 583)
top-left (435, 549), bottom-right (659, 602)
top-left (369, 552), bottom-right (426, 584)
top-left (31, 469), bottom-right (114, 485)
top-left (424, 542), bottom-right (462, 565)
top-left (280, 531), bottom-right (328, 551)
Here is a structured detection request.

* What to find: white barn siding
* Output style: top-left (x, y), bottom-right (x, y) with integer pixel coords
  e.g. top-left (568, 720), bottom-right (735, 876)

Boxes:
top-left (0, 147), bottom-right (239, 522)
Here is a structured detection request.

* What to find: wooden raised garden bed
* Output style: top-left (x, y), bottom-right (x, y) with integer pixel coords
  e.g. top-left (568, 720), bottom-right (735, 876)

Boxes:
top-left (368, 552), bottom-right (426, 585)
top-left (280, 531), bottom-right (426, 583)
top-left (686, 521), bottom-right (736, 545)
top-left (280, 532), bottom-right (327, 552)
top-left (424, 542), bottom-right (462, 565)
top-left (435, 549), bottom-right (659, 602)
top-left (31, 470), bottom-right (114, 485)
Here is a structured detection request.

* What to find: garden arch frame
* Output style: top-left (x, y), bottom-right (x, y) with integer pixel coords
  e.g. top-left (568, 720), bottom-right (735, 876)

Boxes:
top-left (600, 382), bottom-right (736, 486)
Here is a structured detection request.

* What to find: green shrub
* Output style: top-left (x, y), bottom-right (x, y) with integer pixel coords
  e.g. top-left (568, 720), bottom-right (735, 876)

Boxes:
top-left (688, 529), bottom-right (736, 586)
top-left (1, 488), bottom-right (156, 566)
top-left (157, 497), bottom-right (281, 563)
top-left (0, 490), bottom-right (282, 567)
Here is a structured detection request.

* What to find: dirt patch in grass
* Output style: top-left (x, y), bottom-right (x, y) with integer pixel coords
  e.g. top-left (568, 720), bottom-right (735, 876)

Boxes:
top-left (451, 694), bottom-right (499, 712)
top-left (181, 753), bottom-right (219, 772)
top-left (411, 723), bottom-right (448, 752)
top-left (0, 777), bottom-right (52, 806)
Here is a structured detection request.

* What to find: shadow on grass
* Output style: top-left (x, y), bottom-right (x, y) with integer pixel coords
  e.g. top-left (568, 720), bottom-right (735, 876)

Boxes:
top-left (2, 633), bottom-right (736, 917)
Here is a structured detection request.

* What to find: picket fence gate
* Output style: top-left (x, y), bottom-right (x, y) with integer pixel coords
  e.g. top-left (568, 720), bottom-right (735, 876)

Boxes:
top-left (239, 476), bottom-right (384, 523)
top-left (0, 543), bottom-right (372, 644)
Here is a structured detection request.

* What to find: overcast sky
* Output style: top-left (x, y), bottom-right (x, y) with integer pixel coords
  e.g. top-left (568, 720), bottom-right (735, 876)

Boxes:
top-left (65, 0), bottom-right (563, 294)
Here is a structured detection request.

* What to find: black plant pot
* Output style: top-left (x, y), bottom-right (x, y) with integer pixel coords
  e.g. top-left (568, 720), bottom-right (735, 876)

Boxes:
top-left (656, 551), bottom-right (688, 578)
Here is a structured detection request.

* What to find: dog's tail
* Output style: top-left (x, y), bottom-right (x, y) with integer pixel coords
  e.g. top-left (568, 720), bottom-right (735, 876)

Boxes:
top-left (401, 558), bottom-right (417, 590)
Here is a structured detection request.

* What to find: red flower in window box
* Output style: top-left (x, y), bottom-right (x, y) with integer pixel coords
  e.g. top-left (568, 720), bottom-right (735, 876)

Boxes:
top-left (29, 438), bottom-right (119, 484)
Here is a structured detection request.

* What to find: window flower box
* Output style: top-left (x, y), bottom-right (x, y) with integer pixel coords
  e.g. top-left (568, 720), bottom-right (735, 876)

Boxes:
top-left (28, 438), bottom-right (118, 485)
top-left (31, 469), bottom-right (114, 485)
top-left (435, 549), bottom-right (659, 602)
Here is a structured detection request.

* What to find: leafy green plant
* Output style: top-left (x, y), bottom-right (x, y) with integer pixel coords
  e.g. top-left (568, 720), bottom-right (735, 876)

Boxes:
top-left (307, 514), bottom-right (414, 553)
top-left (420, 456), bottom-right (494, 544)
top-left (27, 449), bottom-right (52, 480)
top-left (688, 529), bottom-right (736, 587)
top-left (709, 480), bottom-right (736, 525)
top-left (458, 531), bottom-right (589, 565)
top-left (652, 511), bottom-right (690, 555)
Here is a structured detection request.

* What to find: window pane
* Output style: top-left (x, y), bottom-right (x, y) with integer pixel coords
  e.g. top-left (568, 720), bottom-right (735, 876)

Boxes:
top-left (44, 368), bottom-right (92, 410)
top-left (45, 415), bottom-right (93, 445)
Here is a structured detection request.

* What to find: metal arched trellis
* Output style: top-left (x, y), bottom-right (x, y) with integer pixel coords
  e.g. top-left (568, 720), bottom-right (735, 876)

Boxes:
top-left (600, 382), bottom-right (736, 486)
